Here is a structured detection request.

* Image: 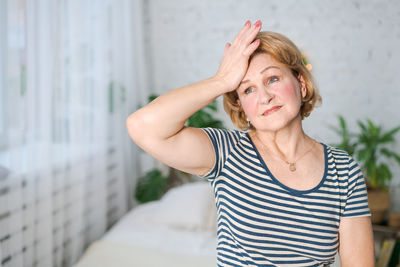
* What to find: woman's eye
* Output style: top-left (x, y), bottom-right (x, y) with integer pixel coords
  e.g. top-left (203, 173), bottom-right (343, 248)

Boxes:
top-left (268, 76), bottom-right (279, 84)
top-left (244, 88), bottom-right (254, 94)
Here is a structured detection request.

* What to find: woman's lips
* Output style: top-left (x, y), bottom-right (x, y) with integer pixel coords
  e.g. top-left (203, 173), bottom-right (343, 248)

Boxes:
top-left (262, 106), bottom-right (282, 116)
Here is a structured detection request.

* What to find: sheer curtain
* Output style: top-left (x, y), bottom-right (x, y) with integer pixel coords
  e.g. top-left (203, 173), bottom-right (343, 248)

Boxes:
top-left (0, 0), bottom-right (141, 266)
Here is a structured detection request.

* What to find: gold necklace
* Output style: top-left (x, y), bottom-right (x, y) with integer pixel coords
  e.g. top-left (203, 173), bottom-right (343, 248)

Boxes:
top-left (254, 134), bottom-right (316, 172)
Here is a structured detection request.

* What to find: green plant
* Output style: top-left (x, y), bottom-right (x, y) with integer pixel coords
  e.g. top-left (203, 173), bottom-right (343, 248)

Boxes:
top-left (187, 100), bottom-right (225, 128)
top-left (330, 115), bottom-right (357, 156)
top-left (135, 169), bottom-right (169, 203)
top-left (355, 119), bottom-right (400, 189)
top-left (330, 115), bottom-right (400, 190)
top-left (134, 94), bottom-right (225, 203)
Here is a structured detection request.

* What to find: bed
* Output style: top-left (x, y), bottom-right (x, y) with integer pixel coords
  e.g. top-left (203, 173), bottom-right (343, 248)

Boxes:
top-left (73, 181), bottom-right (341, 267)
top-left (73, 181), bottom-right (218, 267)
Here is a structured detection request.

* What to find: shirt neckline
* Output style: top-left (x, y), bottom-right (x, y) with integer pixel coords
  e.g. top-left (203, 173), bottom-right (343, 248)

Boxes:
top-left (245, 132), bottom-right (328, 195)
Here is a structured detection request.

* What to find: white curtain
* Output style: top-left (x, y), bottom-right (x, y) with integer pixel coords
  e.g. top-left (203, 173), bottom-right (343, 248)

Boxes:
top-left (0, 0), bottom-right (141, 266)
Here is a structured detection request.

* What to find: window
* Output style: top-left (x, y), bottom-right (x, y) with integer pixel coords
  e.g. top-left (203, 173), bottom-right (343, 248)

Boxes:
top-left (0, 0), bottom-right (26, 151)
top-left (0, 0), bottom-right (6, 150)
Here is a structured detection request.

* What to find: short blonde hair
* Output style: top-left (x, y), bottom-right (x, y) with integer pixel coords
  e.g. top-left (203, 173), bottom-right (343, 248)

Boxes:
top-left (223, 31), bottom-right (322, 130)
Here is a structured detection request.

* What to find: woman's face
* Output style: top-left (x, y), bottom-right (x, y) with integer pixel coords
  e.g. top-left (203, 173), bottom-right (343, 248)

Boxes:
top-left (237, 53), bottom-right (306, 132)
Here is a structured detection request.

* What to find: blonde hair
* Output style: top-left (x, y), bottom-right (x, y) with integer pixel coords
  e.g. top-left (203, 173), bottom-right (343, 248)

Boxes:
top-left (223, 31), bottom-right (322, 130)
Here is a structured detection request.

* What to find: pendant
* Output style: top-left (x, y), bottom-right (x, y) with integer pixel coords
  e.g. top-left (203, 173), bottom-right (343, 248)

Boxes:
top-left (289, 163), bottom-right (296, 172)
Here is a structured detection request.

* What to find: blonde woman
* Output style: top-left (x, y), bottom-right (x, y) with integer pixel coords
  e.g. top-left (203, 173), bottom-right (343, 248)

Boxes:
top-left (127, 21), bottom-right (374, 266)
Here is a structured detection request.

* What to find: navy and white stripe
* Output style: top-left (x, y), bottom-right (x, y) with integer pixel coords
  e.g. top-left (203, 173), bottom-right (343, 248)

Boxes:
top-left (201, 128), bottom-right (370, 267)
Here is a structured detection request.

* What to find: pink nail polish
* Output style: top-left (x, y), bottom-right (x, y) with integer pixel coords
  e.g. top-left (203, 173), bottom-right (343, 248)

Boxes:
top-left (255, 20), bottom-right (261, 28)
top-left (245, 20), bottom-right (250, 27)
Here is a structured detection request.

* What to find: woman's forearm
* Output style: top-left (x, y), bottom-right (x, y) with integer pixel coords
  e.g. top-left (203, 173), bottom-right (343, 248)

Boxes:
top-left (126, 76), bottom-right (228, 143)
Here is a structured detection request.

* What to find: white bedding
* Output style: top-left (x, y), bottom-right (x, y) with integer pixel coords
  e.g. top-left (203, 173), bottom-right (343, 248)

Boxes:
top-left (73, 182), bottom-right (218, 267)
top-left (101, 201), bottom-right (218, 257)
top-left (73, 240), bottom-right (216, 267)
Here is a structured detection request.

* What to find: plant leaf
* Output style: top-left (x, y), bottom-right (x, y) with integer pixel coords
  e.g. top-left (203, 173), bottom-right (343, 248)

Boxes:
top-left (380, 126), bottom-right (400, 143)
top-left (148, 94), bottom-right (159, 102)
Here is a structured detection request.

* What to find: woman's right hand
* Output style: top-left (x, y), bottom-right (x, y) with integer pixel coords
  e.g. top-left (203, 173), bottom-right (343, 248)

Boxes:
top-left (215, 20), bottom-right (262, 92)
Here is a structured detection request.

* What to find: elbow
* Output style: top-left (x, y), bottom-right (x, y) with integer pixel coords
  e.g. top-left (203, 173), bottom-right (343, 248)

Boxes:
top-left (126, 112), bottom-right (146, 143)
top-left (126, 109), bottom-right (158, 144)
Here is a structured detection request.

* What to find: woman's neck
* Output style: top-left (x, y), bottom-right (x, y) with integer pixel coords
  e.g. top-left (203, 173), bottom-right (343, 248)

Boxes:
top-left (250, 119), bottom-right (312, 161)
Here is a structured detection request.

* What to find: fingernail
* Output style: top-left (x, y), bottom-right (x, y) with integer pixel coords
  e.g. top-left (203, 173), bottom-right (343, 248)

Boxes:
top-left (254, 20), bottom-right (261, 28)
top-left (245, 20), bottom-right (250, 27)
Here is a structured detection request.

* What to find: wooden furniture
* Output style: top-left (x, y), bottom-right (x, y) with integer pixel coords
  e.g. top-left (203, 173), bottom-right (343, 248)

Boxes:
top-left (373, 224), bottom-right (400, 239)
top-left (373, 224), bottom-right (400, 267)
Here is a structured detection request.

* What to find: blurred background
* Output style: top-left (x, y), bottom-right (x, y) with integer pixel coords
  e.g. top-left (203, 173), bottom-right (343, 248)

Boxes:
top-left (1, 0), bottom-right (399, 266)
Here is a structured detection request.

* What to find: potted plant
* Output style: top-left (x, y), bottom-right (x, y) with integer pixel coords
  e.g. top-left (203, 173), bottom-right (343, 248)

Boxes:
top-left (134, 95), bottom-right (225, 203)
top-left (331, 116), bottom-right (400, 224)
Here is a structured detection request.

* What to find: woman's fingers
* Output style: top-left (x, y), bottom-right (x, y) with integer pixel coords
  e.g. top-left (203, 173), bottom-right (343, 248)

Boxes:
top-left (214, 20), bottom-right (262, 92)
top-left (234, 20), bottom-right (251, 41)
top-left (230, 20), bottom-right (261, 56)
top-left (245, 20), bottom-right (262, 43)
top-left (231, 20), bottom-right (252, 45)
top-left (241, 20), bottom-right (262, 45)
top-left (243, 39), bottom-right (260, 56)
top-left (223, 42), bottom-right (231, 57)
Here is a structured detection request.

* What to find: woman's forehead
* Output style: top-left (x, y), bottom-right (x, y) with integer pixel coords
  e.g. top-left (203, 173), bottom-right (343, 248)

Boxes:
top-left (245, 54), bottom-right (288, 77)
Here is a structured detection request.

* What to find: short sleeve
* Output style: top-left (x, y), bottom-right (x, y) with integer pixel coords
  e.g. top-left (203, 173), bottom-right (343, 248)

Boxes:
top-left (342, 158), bottom-right (371, 218)
top-left (200, 128), bottom-right (239, 181)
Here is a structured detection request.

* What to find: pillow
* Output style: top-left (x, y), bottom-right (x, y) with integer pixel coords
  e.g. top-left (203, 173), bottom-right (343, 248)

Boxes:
top-left (151, 181), bottom-right (217, 232)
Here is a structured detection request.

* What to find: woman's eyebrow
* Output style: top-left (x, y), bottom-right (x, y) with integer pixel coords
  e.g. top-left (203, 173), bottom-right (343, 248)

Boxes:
top-left (240, 65), bottom-right (281, 85)
top-left (261, 65), bottom-right (280, 74)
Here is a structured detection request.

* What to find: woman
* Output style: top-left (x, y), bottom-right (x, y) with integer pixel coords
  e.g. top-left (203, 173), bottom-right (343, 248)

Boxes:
top-left (127, 20), bottom-right (375, 266)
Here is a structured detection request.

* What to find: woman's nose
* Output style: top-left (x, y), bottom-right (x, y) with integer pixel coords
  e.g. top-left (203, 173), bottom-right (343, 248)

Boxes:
top-left (257, 86), bottom-right (273, 104)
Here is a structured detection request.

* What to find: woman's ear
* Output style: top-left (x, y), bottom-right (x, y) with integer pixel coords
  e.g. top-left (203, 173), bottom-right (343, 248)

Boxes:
top-left (298, 74), bottom-right (307, 99)
top-left (236, 99), bottom-right (241, 107)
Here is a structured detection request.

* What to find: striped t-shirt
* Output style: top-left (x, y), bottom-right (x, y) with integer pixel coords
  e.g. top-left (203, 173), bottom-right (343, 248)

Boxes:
top-left (201, 128), bottom-right (370, 267)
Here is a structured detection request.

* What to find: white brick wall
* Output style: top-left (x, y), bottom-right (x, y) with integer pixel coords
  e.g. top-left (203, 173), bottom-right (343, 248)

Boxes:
top-left (141, 0), bottom-right (400, 195)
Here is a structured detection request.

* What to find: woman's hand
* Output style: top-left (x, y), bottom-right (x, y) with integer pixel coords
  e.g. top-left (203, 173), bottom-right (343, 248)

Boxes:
top-left (215, 20), bottom-right (262, 92)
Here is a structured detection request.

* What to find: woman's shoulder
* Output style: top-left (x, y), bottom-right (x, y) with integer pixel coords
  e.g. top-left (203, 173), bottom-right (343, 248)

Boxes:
top-left (200, 128), bottom-right (254, 154)
top-left (323, 143), bottom-right (351, 158)
top-left (323, 143), bottom-right (360, 169)
top-left (201, 127), bottom-right (248, 141)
